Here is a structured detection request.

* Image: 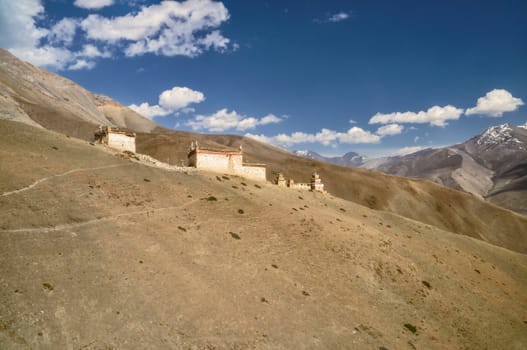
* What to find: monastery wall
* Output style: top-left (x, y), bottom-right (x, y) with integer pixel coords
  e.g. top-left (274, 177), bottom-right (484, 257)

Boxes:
top-left (190, 150), bottom-right (245, 174)
top-left (107, 132), bottom-right (136, 153)
top-left (187, 142), bottom-right (266, 182)
top-left (240, 164), bottom-right (266, 181)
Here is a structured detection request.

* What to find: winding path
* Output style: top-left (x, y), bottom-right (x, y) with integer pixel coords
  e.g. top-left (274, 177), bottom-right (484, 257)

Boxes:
top-left (0, 198), bottom-right (200, 234)
top-left (1, 163), bottom-right (131, 197)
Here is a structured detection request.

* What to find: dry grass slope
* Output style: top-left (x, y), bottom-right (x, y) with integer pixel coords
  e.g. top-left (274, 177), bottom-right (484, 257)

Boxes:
top-left (137, 131), bottom-right (527, 254)
top-left (1, 120), bottom-right (527, 349)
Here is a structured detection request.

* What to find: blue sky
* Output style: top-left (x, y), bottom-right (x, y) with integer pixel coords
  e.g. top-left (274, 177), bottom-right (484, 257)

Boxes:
top-left (1, 0), bottom-right (526, 157)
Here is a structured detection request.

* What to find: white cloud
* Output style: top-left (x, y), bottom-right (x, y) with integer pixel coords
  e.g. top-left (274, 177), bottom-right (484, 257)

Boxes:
top-left (81, 0), bottom-right (232, 58)
top-left (315, 11), bottom-right (351, 23)
top-left (328, 12), bottom-right (350, 22)
top-left (0, 0), bottom-right (47, 49)
top-left (338, 127), bottom-right (381, 144)
top-left (0, 0), bottom-right (75, 69)
top-left (129, 86), bottom-right (205, 120)
top-left (466, 89), bottom-right (524, 117)
top-left (245, 133), bottom-right (273, 144)
top-left (186, 109), bottom-right (283, 132)
top-left (159, 87), bottom-right (205, 110)
top-left (369, 105), bottom-right (464, 127)
top-left (9, 46), bottom-right (74, 70)
top-left (128, 102), bottom-right (170, 119)
top-left (390, 146), bottom-right (427, 156)
top-left (1, 0), bottom-right (233, 71)
top-left (48, 18), bottom-right (78, 46)
top-left (246, 127), bottom-right (380, 147)
top-left (68, 59), bottom-right (96, 70)
top-left (80, 44), bottom-right (110, 58)
top-left (260, 114), bottom-right (282, 125)
top-left (74, 0), bottom-right (114, 9)
top-left (376, 123), bottom-right (404, 136)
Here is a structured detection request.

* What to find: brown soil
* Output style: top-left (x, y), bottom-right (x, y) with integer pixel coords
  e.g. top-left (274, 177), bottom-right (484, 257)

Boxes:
top-left (1, 120), bottom-right (527, 349)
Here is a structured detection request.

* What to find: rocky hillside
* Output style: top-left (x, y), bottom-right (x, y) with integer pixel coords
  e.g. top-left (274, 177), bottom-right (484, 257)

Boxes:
top-left (1, 120), bottom-right (526, 349)
top-left (0, 49), bottom-right (157, 139)
top-left (368, 123), bottom-right (527, 214)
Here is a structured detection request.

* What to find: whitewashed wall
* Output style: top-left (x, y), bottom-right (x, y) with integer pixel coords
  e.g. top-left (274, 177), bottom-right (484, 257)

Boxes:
top-left (240, 165), bottom-right (266, 181)
top-left (107, 133), bottom-right (136, 153)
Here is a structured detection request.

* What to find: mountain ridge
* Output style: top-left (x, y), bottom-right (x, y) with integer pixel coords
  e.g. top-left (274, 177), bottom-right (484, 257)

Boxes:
top-left (0, 48), bottom-right (157, 139)
top-left (294, 123), bottom-right (527, 214)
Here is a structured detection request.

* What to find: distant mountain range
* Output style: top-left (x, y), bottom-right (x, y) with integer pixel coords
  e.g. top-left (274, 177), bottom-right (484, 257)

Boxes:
top-left (293, 150), bottom-right (366, 167)
top-left (294, 123), bottom-right (527, 214)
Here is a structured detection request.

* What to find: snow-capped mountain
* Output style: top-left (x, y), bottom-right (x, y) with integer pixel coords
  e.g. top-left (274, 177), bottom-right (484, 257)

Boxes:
top-left (293, 150), bottom-right (366, 167)
top-left (368, 123), bottom-right (527, 214)
top-left (294, 123), bottom-right (527, 214)
top-left (476, 123), bottom-right (525, 150)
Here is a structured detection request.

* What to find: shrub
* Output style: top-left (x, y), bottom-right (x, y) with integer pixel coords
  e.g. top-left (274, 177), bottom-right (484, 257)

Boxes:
top-left (178, 226), bottom-right (187, 232)
top-left (238, 209), bottom-right (244, 214)
top-left (404, 323), bottom-right (417, 334)
top-left (366, 195), bottom-right (378, 209)
top-left (229, 232), bottom-right (241, 240)
top-left (422, 280), bottom-right (431, 289)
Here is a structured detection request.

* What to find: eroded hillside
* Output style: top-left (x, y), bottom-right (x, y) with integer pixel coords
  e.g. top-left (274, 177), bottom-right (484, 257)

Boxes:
top-left (1, 120), bottom-right (527, 349)
top-left (137, 131), bottom-right (527, 254)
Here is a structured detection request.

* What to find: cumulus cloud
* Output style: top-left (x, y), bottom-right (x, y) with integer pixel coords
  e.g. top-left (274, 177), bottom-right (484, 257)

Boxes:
top-left (159, 87), bottom-right (205, 111)
top-left (81, 0), bottom-right (232, 57)
top-left (466, 89), bottom-right (524, 117)
top-left (0, 0), bottom-right (73, 69)
top-left (128, 102), bottom-right (171, 119)
top-left (186, 109), bottom-right (283, 132)
top-left (369, 105), bottom-right (464, 127)
top-left (48, 18), bottom-right (78, 46)
top-left (74, 0), bottom-right (114, 9)
top-left (0, 0), bottom-right (233, 70)
top-left (376, 124), bottom-right (404, 136)
top-left (129, 86), bottom-right (205, 120)
top-left (246, 127), bottom-right (380, 147)
top-left (68, 59), bottom-right (96, 70)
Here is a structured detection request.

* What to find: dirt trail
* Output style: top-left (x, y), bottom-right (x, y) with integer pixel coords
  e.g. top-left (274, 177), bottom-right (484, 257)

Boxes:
top-left (0, 163), bottom-right (131, 197)
top-left (0, 198), bottom-right (200, 234)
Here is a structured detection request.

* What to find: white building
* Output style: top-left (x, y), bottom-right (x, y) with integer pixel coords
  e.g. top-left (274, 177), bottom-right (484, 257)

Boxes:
top-left (188, 141), bottom-right (266, 181)
top-left (94, 126), bottom-right (136, 153)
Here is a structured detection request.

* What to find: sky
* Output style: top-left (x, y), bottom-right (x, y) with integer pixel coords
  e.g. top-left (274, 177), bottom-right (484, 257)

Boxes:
top-left (1, 0), bottom-right (526, 157)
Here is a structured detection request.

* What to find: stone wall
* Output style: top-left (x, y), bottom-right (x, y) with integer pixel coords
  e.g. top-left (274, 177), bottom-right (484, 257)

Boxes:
top-left (107, 132), bottom-right (136, 153)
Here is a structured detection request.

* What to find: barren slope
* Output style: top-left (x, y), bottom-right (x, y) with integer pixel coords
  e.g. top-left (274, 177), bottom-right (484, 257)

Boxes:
top-left (137, 131), bottom-right (527, 254)
top-left (1, 120), bottom-right (527, 349)
top-left (0, 49), bottom-right (157, 139)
